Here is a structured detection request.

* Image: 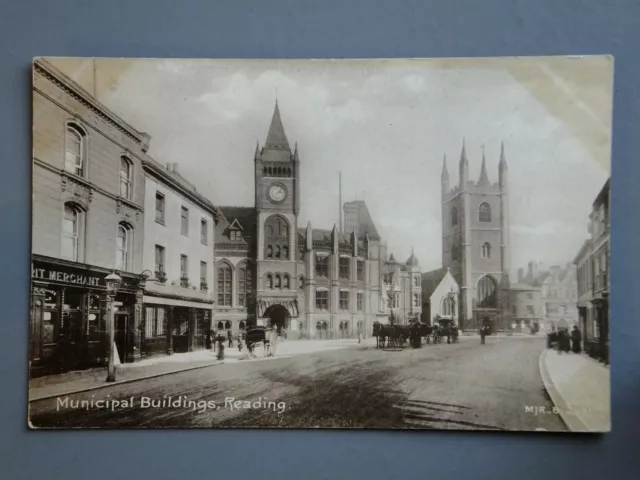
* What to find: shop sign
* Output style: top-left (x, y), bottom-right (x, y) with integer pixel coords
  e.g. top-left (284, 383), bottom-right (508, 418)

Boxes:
top-left (32, 260), bottom-right (104, 288)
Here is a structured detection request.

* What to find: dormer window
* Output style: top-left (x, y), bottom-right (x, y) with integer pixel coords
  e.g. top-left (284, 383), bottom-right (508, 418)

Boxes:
top-left (229, 229), bottom-right (242, 241)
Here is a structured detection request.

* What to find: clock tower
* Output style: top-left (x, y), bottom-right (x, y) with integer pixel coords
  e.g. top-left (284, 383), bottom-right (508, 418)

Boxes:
top-left (254, 101), bottom-right (301, 329)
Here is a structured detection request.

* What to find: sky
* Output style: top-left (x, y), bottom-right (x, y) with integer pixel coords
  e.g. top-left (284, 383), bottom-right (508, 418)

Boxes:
top-left (49, 56), bottom-right (612, 276)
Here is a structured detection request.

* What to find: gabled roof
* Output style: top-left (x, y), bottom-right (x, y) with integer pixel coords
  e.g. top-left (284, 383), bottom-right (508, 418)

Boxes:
top-left (215, 206), bottom-right (257, 244)
top-left (421, 267), bottom-right (449, 300)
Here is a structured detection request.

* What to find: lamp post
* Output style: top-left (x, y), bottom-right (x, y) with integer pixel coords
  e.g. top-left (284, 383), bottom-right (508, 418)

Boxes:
top-left (387, 285), bottom-right (395, 325)
top-left (105, 271), bottom-right (122, 382)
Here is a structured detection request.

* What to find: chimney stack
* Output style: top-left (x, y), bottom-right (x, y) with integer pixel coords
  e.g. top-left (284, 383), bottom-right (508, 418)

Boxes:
top-left (165, 163), bottom-right (171, 171)
top-left (527, 261), bottom-right (534, 279)
top-left (518, 268), bottom-right (524, 283)
top-left (172, 163), bottom-right (178, 173)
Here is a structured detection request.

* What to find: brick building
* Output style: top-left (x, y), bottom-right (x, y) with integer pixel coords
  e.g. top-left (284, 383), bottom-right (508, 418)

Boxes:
top-left (574, 178), bottom-right (609, 363)
top-left (31, 59), bottom-right (150, 376)
top-left (212, 103), bottom-right (421, 339)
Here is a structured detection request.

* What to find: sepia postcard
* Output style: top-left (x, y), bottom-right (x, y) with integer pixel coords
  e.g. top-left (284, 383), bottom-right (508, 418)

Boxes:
top-left (28, 56), bottom-right (612, 432)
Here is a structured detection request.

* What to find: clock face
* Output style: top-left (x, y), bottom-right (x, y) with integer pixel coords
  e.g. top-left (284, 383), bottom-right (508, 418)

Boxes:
top-left (268, 184), bottom-right (287, 203)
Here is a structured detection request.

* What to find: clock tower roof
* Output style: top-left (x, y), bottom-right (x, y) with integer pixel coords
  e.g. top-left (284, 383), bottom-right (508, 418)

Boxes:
top-left (264, 100), bottom-right (291, 152)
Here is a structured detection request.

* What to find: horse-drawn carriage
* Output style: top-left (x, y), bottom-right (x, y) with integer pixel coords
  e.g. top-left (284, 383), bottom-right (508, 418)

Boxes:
top-left (244, 325), bottom-right (272, 355)
top-left (430, 317), bottom-right (459, 344)
top-left (372, 317), bottom-right (458, 349)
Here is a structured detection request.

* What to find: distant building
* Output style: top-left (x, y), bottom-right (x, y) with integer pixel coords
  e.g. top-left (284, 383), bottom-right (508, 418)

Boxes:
top-left (516, 261), bottom-right (578, 331)
top-left (574, 179), bottom-right (609, 363)
top-left (509, 283), bottom-right (543, 333)
top-left (420, 267), bottom-right (460, 327)
top-left (441, 143), bottom-right (511, 332)
top-left (212, 103), bottom-right (421, 339)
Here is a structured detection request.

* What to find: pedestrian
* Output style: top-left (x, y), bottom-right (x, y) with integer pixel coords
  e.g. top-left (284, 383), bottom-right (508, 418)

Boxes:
top-left (480, 325), bottom-right (487, 345)
top-left (268, 325), bottom-right (278, 357)
top-left (571, 325), bottom-right (582, 354)
top-left (205, 330), bottom-right (212, 350)
top-left (227, 328), bottom-right (233, 348)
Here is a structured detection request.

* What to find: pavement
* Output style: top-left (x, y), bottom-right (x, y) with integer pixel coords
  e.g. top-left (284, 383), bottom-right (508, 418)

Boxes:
top-left (28, 338), bottom-right (369, 402)
top-left (29, 335), bottom-right (564, 431)
top-left (539, 348), bottom-right (611, 432)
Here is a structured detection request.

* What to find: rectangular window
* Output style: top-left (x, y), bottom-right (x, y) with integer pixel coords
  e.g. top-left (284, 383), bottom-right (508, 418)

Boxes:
top-left (119, 157), bottom-right (132, 199)
top-left (526, 293), bottom-right (533, 299)
top-left (316, 290), bottom-right (329, 310)
top-left (180, 254), bottom-right (188, 286)
top-left (181, 207), bottom-right (189, 235)
top-left (230, 230), bottom-right (242, 241)
top-left (526, 305), bottom-right (535, 315)
top-left (339, 291), bottom-right (349, 310)
top-left (144, 307), bottom-right (167, 339)
top-left (316, 255), bottom-right (329, 277)
top-left (238, 265), bottom-right (252, 307)
top-left (217, 266), bottom-right (232, 306)
top-left (200, 219), bottom-right (208, 245)
top-left (339, 257), bottom-right (350, 279)
top-left (155, 192), bottom-right (165, 224)
top-left (357, 260), bottom-right (364, 282)
top-left (357, 293), bottom-right (364, 311)
top-left (200, 261), bottom-right (207, 290)
top-left (154, 245), bottom-right (165, 275)
top-left (512, 305), bottom-right (517, 315)
top-left (413, 293), bottom-right (420, 307)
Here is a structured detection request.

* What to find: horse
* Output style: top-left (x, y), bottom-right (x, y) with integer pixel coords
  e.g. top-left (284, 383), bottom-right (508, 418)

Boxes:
top-left (244, 326), bottom-right (271, 357)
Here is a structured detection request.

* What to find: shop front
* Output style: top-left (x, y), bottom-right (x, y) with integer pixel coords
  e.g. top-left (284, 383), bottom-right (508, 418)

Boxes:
top-left (30, 255), bottom-right (143, 378)
top-left (141, 294), bottom-right (213, 358)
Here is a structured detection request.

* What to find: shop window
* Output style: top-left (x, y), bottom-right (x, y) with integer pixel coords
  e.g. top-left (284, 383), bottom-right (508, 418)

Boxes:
top-left (42, 288), bottom-right (59, 344)
top-left (144, 307), bottom-right (167, 339)
top-left (87, 294), bottom-right (101, 341)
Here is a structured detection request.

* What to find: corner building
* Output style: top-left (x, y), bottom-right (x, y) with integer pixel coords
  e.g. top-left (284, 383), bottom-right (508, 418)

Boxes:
top-left (213, 103), bottom-right (420, 338)
top-left (31, 59), bottom-right (150, 376)
top-left (441, 143), bottom-right (511, 332)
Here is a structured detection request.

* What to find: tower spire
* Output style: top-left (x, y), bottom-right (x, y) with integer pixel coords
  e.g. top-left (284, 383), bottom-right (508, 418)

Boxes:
top-left (264, 100), bottom-right (290, 150)
top-left (499, 141), bottom-right (508, 169)
top-left (441, 153), bottom-right (449, 179)
top-left (460, 138), bottom-right (468, 165)
top-left (478, 144), bottom-right (490, 185)
top-left (459, 138), bottom-right (469, 187)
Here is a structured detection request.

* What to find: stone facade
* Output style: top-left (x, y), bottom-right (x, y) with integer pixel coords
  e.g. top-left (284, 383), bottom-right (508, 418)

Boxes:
top-left (420, 267), bottom-right (460, 326)
top-left (31, 59), bottom-right (150, 375)
top-left (509, 283), bottom-right (543, 333)
top-left (441, 143), bottom-right (511, 332)
top-left (212, 103), bottom-right (421, 339)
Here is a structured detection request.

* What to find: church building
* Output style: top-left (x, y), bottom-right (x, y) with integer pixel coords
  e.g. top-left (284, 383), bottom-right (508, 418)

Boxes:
top-left (212, 102), bottom-right (421, 339)
top-left (441, 142), bottom-right (511, 332)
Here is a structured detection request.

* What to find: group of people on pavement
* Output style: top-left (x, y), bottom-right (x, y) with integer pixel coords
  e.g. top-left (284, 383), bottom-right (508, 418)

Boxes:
top-left (547, 325), bottom-right (582, 354)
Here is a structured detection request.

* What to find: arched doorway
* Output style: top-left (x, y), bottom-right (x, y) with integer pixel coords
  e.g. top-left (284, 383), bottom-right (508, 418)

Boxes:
top-left (322, 321), bottom-right (328, 339)
top-left (316, 321), bottom-right (322, 339)
top-left (264, 304), bottom-right (290, 334)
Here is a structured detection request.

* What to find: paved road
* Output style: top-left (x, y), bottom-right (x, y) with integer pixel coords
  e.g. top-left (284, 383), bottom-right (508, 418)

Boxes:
top-left (29, 336), bottom-right (566, 431)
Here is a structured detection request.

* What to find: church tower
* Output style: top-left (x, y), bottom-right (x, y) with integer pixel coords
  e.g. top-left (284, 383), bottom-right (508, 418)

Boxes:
top-left (441, 141), bottom-right (511, 332)
top-left (254, 101), bottom-right (301, 329)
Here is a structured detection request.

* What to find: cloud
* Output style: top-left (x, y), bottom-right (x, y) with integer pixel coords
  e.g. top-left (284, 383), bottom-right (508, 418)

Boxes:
top-left (91, 58), bottom-right (610, 274)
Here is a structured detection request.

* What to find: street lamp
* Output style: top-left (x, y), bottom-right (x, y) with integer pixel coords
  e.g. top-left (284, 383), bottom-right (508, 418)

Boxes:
top-left (105, 270), bottom-right (122, 382)
top-left (387, 285), bottom-right (395, 325)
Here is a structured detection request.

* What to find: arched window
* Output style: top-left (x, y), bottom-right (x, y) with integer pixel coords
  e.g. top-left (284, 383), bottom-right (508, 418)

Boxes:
top-left (65, 123), bottom-right (86, 177)
top-left (239, 321), bottom-right (246, 331)
top-left (283, 274), bottom-right (290, 289)
top-left (266, 274), bottom-right (273, 289)
top-left (217, 264), bottom-right (232, 306)
top-left (481, 242), bottom-right (491, 259)
top-left (225, 321), bottom-right (231, 330)
top-left (115, 223), bottom-right (133, 271)
top-left (451, 207), bottom-right (458, 226)
top-left (217, 321), bottom-right (224, 330)
top-left (237, 262), bottom-right (252, 307)
top-left (442, 297), bottom-right (455, 316)
top-left (299, 275), bottom-right (305, 290)
top-left (451, 244), bottom-right (460, 262)
top-left (275, 274), bottom-right (281, 289)
top-left (476, 275), bottom-right (497, 308)
top-left (62, 202), bottom-right (84, 261)
top-left (119, 156), bottom-right (133, 199)
top-left (267, 245), bottom-right (273, 258)
top-left (264, 215), bottom-right (290, 259)
top-left (478, 202), bottom-right (491, 222)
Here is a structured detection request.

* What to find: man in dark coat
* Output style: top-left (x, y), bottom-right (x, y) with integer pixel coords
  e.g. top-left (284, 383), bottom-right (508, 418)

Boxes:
top-left (480, 325), bottom-right (487, 345)
top-left (571, 325), bottom-right (582, 354)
